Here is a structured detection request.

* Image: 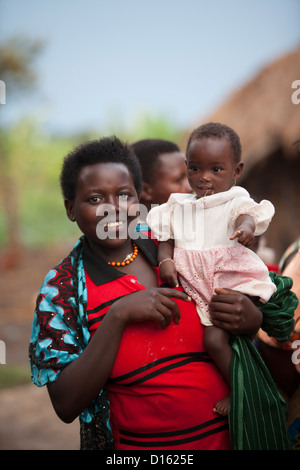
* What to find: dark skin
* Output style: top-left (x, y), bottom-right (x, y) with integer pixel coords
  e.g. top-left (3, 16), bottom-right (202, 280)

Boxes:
top-left (157, 137), bottom-right (257, 415)
top-left (159, 215), bottom-right (255, 416)
top-left (140, 151), bottom-right (192, 211)
top-left (47, 161), bottom-right (263, 423)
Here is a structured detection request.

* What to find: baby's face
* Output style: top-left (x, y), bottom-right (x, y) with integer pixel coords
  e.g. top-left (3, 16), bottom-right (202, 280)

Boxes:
top-left (186, 137), bottom-right (243, 198)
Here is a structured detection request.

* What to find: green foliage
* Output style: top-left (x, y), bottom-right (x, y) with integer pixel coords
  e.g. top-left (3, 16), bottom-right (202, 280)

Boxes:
top-left (0, 36), bottom-right (44, 93)
top-left (128, 111), bottom-right (183, 143)
top-left (0, 119), bottom-right (80, 246)
top-left (0, 35), bottom-right (186, 248)
top-left (0, 365), bottom-right (31, 389)
top-left (0, 112), bottom-right (184, 248)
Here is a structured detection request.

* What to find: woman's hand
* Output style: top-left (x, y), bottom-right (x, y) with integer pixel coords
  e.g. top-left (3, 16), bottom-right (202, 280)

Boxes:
top-left (209, 288), bottom-right (262, 336)
top-left (110, 287), bottom-right (191, 329)
top-left (47, 287), bottom-right (190, 423)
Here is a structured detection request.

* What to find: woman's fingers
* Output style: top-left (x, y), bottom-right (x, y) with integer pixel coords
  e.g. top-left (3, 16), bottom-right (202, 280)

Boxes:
top-left (209, 288), bottom-right (244, 332)
top-left (209, 287), bottom-right (262, 335)
top-left (119, 287), bottom-right (191, 327)
top-left (158, 288), bottom-right (191, 302)
top-left (156, 288), bottom-right (190, 325)
top-left (158, 288), bottom-right (191, 324)
top-left (154, 304), bottom-right (174, 328)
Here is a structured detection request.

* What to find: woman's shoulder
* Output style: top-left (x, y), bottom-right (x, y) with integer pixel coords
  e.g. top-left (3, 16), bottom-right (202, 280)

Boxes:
top-left (38, 252), bottom-right (75, 300)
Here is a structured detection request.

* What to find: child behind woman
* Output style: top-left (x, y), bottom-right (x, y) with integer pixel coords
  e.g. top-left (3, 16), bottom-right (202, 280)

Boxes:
top-left (147, 122), bottom-right (276, 415)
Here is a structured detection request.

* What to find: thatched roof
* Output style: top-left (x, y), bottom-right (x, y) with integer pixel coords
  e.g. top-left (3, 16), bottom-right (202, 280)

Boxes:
top-left (184, 46), bottom-right (300, 176)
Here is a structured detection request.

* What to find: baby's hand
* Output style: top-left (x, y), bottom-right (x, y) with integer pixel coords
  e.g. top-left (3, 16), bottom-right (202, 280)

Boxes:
top-left (159, 259), bottom-right (179, 288)
top-left (230, 228), bottom-right (255, 248)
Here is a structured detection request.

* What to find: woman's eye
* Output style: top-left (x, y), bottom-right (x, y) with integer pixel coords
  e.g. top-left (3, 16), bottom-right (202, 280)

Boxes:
top-left (89, 196), bottom-right (101, 203)
top-left (119, 193), bottom-right (129, 200)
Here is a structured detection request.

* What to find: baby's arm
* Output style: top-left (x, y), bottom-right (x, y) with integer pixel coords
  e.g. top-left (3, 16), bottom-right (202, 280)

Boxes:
top-left (230, 214), bottom-right (256, 248)
top-left (158, 239), bottom-right (179, 287)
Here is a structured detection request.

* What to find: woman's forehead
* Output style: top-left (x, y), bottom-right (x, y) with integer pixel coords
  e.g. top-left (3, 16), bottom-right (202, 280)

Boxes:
top-left (77, 162), bottom-right (134, 187)
top-left (79, 161), bottom-right (130, 178)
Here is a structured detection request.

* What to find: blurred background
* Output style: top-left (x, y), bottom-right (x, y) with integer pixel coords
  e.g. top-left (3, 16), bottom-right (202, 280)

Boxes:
top-left (0, 0), bottom-right (299, 450)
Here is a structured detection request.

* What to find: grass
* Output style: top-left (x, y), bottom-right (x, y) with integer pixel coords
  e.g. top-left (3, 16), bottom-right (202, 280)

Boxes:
top-left (0, 365), bottom-right (31, 389)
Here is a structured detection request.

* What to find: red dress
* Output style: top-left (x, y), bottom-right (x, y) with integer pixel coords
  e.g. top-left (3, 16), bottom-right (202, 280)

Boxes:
top-left (86, 261), bottom-right (231, 450)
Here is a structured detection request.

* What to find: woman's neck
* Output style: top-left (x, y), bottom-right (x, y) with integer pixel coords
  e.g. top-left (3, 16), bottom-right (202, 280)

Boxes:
top-left (86, 237), bottom-right (134, 263)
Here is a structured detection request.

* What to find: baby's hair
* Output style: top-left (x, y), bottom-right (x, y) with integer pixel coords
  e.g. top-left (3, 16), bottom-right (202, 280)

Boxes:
top-left (131, 139), bottom-right (180, 184)
top-left (186, 122), bottom-right (242, 164)
top-left (60, 136), bottom-right (143, 200)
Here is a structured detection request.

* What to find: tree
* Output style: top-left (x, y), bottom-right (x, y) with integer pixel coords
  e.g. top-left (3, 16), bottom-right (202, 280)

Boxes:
top-left (0, 36), bottom-right (44, 268)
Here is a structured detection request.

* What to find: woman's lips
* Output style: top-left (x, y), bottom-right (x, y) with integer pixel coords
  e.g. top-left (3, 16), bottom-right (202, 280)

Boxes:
top-left (103, 220), bottom-right (124, 231)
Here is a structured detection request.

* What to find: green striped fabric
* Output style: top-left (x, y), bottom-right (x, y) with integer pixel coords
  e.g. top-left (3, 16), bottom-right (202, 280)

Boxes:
top-left (229, 272), bottom-right (298, 450)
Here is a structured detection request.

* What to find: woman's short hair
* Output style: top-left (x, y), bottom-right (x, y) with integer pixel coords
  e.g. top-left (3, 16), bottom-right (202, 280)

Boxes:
top-left (60, 136), bottom-right (143, 200)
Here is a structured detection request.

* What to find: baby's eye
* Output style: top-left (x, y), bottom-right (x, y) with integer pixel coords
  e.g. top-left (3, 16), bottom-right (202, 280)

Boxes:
top-left (189, 166), bottom-right (199, 172)
top-left (212, 167), bottom-right (222, 173)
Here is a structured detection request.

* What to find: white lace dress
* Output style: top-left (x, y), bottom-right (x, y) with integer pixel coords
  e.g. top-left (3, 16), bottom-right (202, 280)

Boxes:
top-left (147, 186), bottom-right (276, 326)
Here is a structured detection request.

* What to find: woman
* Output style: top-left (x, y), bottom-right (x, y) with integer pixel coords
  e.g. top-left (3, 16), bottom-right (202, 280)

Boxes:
top-left (29, 136), bottom-right (293, 450)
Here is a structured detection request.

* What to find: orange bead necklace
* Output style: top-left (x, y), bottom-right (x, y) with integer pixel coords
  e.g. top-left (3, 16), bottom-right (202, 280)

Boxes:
top-left (107, 243), bottom-right (138, 267)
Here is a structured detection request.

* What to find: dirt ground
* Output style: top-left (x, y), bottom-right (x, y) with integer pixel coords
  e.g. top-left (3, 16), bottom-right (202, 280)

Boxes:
top-left (0, 242), bottom-right (299, 450)
top-left (0, 241), bottom-right (80, 450)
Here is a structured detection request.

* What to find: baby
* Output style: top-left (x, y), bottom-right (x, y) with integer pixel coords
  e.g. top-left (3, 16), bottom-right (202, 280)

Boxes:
top-left (147, 122), bottom-right (276, 415)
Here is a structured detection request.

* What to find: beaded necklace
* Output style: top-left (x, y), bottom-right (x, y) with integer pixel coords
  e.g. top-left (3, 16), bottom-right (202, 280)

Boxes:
top-left (107, 243), bottom-right (138, 267)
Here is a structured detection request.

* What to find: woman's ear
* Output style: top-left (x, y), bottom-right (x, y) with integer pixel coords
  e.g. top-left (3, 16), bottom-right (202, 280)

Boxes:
top-left (64, 199), bottom-right (76, 222)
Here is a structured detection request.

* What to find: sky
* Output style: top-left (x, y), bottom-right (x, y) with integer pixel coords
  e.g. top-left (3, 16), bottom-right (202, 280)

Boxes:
top-left (1, 0), bottom-right (300, 135)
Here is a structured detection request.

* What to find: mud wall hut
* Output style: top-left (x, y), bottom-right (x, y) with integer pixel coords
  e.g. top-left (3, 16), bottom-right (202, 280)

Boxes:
top-left (183, 47), bottom-right (300, 262)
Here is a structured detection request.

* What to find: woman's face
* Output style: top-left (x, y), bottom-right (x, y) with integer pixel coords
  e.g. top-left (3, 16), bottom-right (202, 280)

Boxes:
top-left (186, 138), bottom-right (243, 198)
top-left (65, 162), bottom-right (139, 251)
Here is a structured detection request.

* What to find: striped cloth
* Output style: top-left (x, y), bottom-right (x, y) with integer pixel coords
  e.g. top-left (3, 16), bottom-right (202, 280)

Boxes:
top-left (229, 272), bottom-right (298, 450)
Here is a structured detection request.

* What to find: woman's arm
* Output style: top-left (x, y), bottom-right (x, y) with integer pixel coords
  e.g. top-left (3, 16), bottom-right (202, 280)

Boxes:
top-left (47, 305), bottom-right (126, 423)
top-left (47, 287), bottom-right (191, 423)
top-left (209, 288), bottom-right (263, 337)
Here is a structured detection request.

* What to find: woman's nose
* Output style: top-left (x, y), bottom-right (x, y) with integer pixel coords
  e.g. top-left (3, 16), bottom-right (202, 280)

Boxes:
top-left (106, 195), bottom-right (120, 213)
